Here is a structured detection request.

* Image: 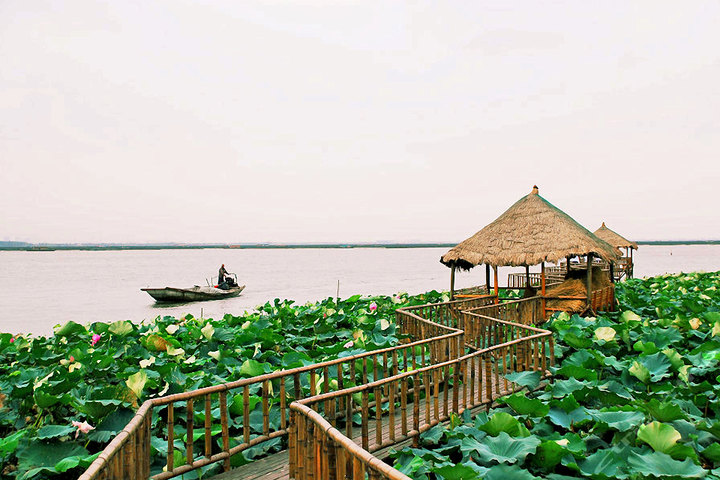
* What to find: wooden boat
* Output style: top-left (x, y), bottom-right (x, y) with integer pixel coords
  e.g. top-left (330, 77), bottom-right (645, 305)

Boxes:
top-left (141, 285), bottom-right (245, 303)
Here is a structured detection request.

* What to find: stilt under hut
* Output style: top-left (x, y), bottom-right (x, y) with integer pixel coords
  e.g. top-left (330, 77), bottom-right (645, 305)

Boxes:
top-left (440, 186), bottom-right (620, 319)
top-left (594, 222), bottom-right (638, 281)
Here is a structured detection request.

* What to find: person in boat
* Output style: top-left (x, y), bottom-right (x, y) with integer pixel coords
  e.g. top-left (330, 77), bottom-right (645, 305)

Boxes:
top-left (217, 264), bottom-right (237, 289)
top-left (218, 264), bottom-right (229, 285)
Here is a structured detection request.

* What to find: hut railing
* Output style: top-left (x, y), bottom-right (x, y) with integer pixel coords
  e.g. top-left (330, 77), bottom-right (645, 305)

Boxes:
top-left (289, 314), bottom-right (553, 480)
top-left (78, 330), bottom-right (462, 480)
top-left (591, 284), bottom-right (615, 312)
top-left (507, 273), bottom-right (565, 289)
top-left (453, 284), bottom-right (491, 297)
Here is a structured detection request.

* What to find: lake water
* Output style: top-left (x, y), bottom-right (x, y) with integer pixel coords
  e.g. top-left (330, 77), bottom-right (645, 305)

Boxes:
top-left (1, 245), bottom-right (718, 336)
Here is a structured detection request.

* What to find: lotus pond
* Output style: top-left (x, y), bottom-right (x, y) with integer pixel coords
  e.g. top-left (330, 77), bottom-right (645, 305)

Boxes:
top-left (392, 271), bottom-right (720, 479)
top-left (0, 291), bottom-right (453, 479)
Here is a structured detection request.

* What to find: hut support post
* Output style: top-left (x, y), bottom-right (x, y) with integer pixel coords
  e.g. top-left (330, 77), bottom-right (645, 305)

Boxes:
top-left (485, 264), bottom-right (491, 294)
top-left (586, 253), bottom-right (594, 307)
top-left (541, 262), bottom-right (546, 319)
top-left (493, 266), bottom-right (499, 304)
top-left (450, 264), bottom-right (456, 299)
top-left (565, 256), bottom-right (572, 279)
top-left (629, 248), bottom-right (634, 278)
top-left (525, 265), bottom-right (530, 289)
top-left (609, 262), bottom-right (615, 283)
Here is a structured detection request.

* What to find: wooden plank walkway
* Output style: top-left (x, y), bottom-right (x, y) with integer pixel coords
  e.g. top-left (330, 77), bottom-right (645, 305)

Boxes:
top-left (211, 363), bottom-right (524, 480)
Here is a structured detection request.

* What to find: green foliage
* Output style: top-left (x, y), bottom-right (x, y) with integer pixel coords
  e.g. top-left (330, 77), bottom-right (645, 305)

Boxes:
top-left (392, 271), bottom-right (720, 479)
top-left (0, 290), bottom-right (448, 479)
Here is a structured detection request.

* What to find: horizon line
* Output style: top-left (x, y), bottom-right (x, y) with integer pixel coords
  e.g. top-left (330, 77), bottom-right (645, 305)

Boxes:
top-left (1, 239), bottom-right (719, 251)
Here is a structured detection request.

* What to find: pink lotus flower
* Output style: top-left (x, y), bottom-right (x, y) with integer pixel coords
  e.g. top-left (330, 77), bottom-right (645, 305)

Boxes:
top-left (72, 420), bottom-right (95, 438)
top-left (9, 337), bottom-right (14, 343)
top-left (91, 334), bottom-right (101, 346)
top-left (369, 302), bottom-right (377, 312)
top-left (343, 340), bottom-right (354, 348)
top-left (69, 356), bottom-right (75, 362)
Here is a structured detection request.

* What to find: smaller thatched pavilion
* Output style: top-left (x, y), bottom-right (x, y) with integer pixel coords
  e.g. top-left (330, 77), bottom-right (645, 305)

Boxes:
top-left (594, 222), bottom-right (638, 279)
top-left (441, 186), bottom-right (620, 313)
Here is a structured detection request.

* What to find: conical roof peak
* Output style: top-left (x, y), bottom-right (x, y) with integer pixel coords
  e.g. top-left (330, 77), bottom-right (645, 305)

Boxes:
top-left (594, 223), bottom-right (638, 250)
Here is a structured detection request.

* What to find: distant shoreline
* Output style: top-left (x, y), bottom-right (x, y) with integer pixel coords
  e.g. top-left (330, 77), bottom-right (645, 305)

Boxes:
top-left (1, 240), bottom-right (718, 252)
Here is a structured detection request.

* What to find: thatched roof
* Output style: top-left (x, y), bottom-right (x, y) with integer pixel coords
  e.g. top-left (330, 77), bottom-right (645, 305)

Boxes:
top-left (441, 186), bottom-right (621, 269)
top-left (594, 222), bottom-right (638, 250)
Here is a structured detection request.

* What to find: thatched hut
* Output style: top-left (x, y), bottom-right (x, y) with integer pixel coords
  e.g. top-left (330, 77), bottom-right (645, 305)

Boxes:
top-left (594, 222), bottom-right (638, 279)
top-left (441, 186), bottom-right (620, 313)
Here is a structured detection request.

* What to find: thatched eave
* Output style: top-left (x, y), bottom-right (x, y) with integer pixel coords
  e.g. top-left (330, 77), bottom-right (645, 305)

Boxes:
top-left (440, 186), bottom-right (621, 269)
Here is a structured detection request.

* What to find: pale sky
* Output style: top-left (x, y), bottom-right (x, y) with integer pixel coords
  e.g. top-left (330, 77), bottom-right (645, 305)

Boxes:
top-left (1, 1), bottom-right (718, 244)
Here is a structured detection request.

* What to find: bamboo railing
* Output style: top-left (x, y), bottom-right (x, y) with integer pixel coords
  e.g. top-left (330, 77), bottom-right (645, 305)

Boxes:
top-left (507, 272), bottom-right (565, 289)
top-left (78, 293), bottom-right (553, 480)
top-left (289, 308), bottom-right (554, 480)
top-left (590, 284), bottom-right (615, 312)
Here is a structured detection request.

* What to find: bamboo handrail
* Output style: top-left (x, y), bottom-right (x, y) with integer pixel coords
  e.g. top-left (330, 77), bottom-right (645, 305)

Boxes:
top-left (77, 292), bottom-right (553, 480)
top-left (287, 308), bottom-right (553, 480)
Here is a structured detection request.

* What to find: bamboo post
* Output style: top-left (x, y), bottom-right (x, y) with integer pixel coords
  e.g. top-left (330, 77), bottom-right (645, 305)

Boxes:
top-left (586, 253), bottom-right (594, 306)
top-left (281, 378), bottom-right (287, 430)
top-left (297, 414), bottom-right (306, 480)
top-left (167, 403), bottom-right (174, 474)
top-left (450, 264), bottom-right (456, 300)
top-left (486, 264), bottom-right (491, 293)
top-left (452, 359), bottom-right (459, 412)
top-left (136, 412), bottom-right (145, 479)
top-left (388, 377), bottom-right (396, 442)
top-left (469, 355), bottom-right (475, 407)
top-left (307, 419), bottom-right (315, 480)
top-left (186, 398), bottom-right (194, 465)
top-left (541, 262), bottom-right (546, 319)
top-left (336, 363), bottom-right (344, 414)
top-left (353, 458), bottom-right (364, 480)
top-left (361, 390), bottom-right (369, 451)
top-left (525, 265), bottom-right (530, 289)
top-left (493, 266), bottom-right (499, 303)
top-left (375, 385), bottom-right (382, 448)
top-left (327, 435), bottom-right (337, 480)
top-left (206, 394), bottom-right (213, 457)
top-left (565, 255), bottom-right (572, 278)
top-left (243, 387), bottom-right (250, 445)
top-left (485, 355), bottom-right (492, 402)
top-left (401, 377), bottom-right (408, 436)
top-left (443, 364), bottom-right (450, 416)
top-left (289, 411), bottom-right (296, 477)
top-left (412, 372), bottom-right (420, 447)
top-left (125, 431), bottom-right (135, 478)
top-left (263, 380), bottom-right (270, 436)
top-left (220, 392), bottom-right (230, 471)
top-left (345, 391), bottom-right (353, 444)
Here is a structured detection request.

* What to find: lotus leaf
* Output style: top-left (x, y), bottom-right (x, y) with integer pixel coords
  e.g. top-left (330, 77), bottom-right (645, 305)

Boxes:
top-left (36, 425), bottom-right (76, 440)
top-left (468, 432), bottom-right (540, 465)
top-left (504, 371), bottom-right (541, 390)
top-left (125, 370), bottom-right (148, 398)
top-left (501, 393), bottom-right (550, 417)
top-left (637, 421), bottom-right (682, 454)
top-left (578, 447), bottom-right (627, 478)
top-left (478, 412), bottom-right (530, 437)
top-left (627, 450), bottom-right (706, 478)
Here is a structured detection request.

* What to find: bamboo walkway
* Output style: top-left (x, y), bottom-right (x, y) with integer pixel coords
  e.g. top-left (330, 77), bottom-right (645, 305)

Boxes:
top-left (78, 294), bottom-right (554, 480)
top-left (211, 363), bottom-right (516, 480)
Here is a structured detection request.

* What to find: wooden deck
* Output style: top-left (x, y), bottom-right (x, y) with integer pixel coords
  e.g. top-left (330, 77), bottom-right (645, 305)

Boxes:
top-left (211, 362), bottom-right (521, 480)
